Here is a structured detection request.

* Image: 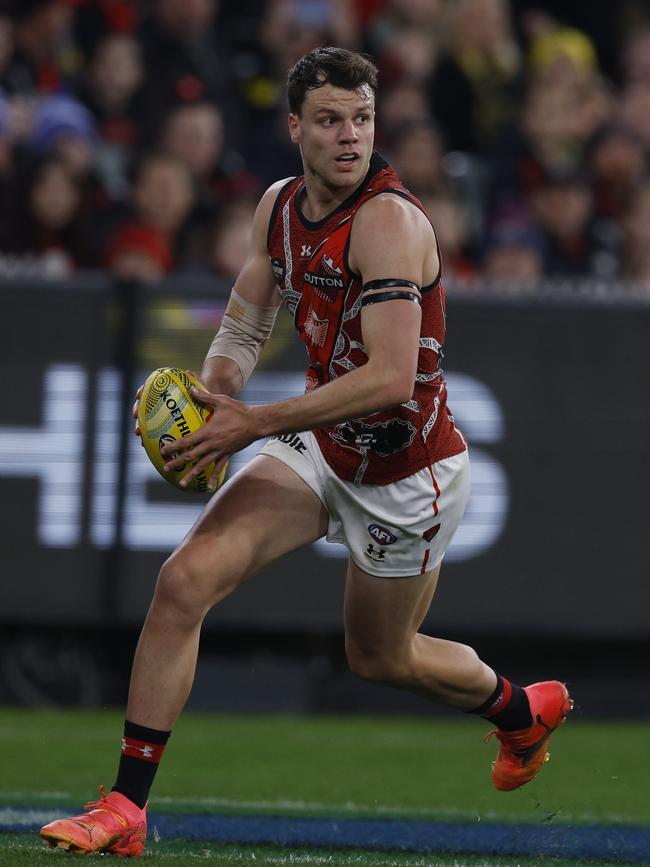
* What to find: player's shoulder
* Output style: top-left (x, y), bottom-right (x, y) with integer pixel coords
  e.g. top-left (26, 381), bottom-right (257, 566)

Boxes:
top-left (252, 176), bottom-right (298, 239)
top-left (254, 176), bottom-right (297, 225)
top-left (356, 190), bottom-right (431, 229)
top-left (265, 175), bottom-right (297, 198)
top-left (259, 176), bottom-right (297, 208)
top-left (353, 190), bottom-right (434, 243)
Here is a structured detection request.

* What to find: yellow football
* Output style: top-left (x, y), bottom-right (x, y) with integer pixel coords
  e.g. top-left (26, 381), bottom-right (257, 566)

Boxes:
top-left (137, 367), bottom-right (227, 493)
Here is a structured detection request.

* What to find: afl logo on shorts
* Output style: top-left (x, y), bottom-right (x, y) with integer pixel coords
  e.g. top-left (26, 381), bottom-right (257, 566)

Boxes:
top-left (368, 524), bottom-right (397, 546)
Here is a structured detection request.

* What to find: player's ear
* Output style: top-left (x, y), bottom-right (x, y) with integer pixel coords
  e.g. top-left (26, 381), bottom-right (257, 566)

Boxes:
top-left (288, 113), bottom-right (301, 144)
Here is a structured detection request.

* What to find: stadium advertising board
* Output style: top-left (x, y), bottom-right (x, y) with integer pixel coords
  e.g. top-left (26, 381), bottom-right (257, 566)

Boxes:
top-left (1, 280), bottom-right (648, 638)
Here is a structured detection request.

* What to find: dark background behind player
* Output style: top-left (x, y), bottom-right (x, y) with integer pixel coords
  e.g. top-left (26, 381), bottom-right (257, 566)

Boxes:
top-left (0, 0), bottom-right (648, 720)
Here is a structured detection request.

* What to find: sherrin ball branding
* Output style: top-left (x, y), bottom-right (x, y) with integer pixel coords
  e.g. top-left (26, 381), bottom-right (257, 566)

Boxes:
top-left (137, 367), bottom-right (227, 493)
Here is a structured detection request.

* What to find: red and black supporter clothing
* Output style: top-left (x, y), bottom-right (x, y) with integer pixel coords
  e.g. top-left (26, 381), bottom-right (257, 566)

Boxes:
top-left (267, 152), bottom-right (466, 485)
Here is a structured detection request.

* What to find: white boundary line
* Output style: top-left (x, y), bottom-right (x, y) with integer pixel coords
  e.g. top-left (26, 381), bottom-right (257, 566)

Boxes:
top-left (0, 795), bottom-right (641, 829)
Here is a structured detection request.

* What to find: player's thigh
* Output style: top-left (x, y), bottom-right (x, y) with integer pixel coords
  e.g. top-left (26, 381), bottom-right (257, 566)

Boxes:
top-left (161, 453), bottom-right (329, 607)
top-left (344, 559), bottom-right (441, 657)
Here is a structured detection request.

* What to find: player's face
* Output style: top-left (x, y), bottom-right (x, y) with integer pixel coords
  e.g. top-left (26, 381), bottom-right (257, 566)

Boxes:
top-left (289, 83), bottom-right (375, 191)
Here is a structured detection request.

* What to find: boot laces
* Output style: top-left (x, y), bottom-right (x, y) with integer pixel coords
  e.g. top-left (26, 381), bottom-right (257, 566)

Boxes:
top-left (82, 784), bottom-right (128, 823)
top-left (83, 784), bottom-right (109, 812)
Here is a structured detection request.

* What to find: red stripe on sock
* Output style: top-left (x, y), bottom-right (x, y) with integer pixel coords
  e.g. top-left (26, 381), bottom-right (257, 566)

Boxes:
top-left (121, 736), bottom-right (166, 763)
top-left (484, 677), bottom-right (513, 717)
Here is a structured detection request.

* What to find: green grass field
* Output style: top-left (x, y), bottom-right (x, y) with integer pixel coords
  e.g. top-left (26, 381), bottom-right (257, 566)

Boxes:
top-left (0, 709), bottom-right (648, 866)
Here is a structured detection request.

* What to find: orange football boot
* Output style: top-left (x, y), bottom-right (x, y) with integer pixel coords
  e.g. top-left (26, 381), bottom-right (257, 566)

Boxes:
top-left (39, 786), bottom-right (147, 856)
top-left (485, 680), bottom-right (573, 791)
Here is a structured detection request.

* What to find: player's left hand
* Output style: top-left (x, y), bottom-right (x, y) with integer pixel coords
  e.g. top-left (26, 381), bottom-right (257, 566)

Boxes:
top-left (159, 387), bottom-right (258, 489)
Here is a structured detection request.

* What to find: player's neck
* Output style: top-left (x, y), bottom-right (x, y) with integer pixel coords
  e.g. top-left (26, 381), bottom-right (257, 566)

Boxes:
top-left (301, 171), bottom-right (363, 222)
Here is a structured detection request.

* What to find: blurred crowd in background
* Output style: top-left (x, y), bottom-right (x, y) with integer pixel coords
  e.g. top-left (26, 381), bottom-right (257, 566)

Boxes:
top-left (1, 0), bottom-right (650, 294)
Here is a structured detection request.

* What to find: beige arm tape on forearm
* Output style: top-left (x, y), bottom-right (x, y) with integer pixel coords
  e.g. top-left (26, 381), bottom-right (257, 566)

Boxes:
top-left (206, 288), bottom-right (279, 384)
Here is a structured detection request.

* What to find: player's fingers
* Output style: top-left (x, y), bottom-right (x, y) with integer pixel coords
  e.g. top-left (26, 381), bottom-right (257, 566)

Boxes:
top-left (163, 452), bottom-right (191, 473)
top-left (179, 451), bottom-right (220, 489)
top-left (190, 386), bottom-right (218, 406)
top-left (163, 437), bottom-right (213, 472)
top-left (207, 457), bottom-right (228, 492)
top-left (159, 426), bottom-right (206, 457)
top-left (132, 384), bottom-right (144, 421)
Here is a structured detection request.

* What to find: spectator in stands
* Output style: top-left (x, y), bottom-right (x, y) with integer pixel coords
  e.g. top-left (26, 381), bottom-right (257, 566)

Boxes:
top-left (490, 16), bottom-right (612, 210)
top-left (482, 207), bottom-right (544, 288)
top-left (527, 166), bottom-right (620, 279)
top-left (159, 100), bottom-right (259, 258)
top-left (421, 189), bottom-right (479, 284)
top-left (0, 1), bottom-right (645, 287)
top-left (161, 102), bottom-right (225, 187)
top-left (491, 68), bottom-right (612, 207)
top-left (4, 0), bottom-right (79, 96)
top-left (104, 153), bottom-right (195, 278)
top-left (617, 83), bottom-right (650, 155)
top-left (365, 0), bottom-right (445, 86)
top-left (616, 26), bottom-right (650, 156)
top-left (160, 101), bottom-right (258, 206)
top-left (72, 0), bottom-right (139, 62)
top-left (587, 123), bottom-right (647, 226)
top-left (0, 13), bottom-right (14, 91)
top-left (137, 0), bottom-right (240, 144)
top-left (29, 94), bottom-right (97, 180)
top-left (620, 27), bottom-right (650, 87)
top-left (0, 90), bottom-right (12, 181)
top-left (242, 0), bottom-right (360, 185)
top-left (261, 0), bottom-right (361, 73)
top-left (105, 223), bottom-right (173, 283)
top-left (375, 77), bottom-right (432, 148)
top-left (370, 27), bottom-right (440, 91)
top-left (527, 20), bottom-right (599, 89)
top-left (209, 197), bottom-right (256, 284)
top-left (388, 120), bottom-right (446, 199)
top-left (430, 0), bottom-right (523, 154)
top-left (77, 34), bottom-right (145, 200)
top-left (620, 178), bottom-right (650, 288)
top-left (0, 156), bottom-right (88, 276)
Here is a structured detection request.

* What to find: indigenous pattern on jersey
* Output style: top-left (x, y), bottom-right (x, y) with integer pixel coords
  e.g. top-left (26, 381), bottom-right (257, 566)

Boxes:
top-left (267, 152), bottom-right (466, 485)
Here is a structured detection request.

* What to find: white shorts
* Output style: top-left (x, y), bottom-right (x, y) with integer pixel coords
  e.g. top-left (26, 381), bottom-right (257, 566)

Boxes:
top-left (259, 430), bottom-right (470, 578)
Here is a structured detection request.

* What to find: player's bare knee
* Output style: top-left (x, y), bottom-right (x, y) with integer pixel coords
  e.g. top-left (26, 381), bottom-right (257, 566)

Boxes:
top-left (346, 643), bottom-right (412, 685)
top-left (151, 553), bottom-right (235, 623)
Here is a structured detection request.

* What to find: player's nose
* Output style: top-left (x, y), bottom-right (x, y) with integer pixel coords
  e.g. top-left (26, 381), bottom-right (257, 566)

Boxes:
top-left (339, 119), bottom-right (359, 142)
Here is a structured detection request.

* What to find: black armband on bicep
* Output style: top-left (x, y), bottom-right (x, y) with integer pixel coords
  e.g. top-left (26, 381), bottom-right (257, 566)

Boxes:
top-left (362, 278), bottom-right (421, 293)
top-left (361, 278), bottom-right (421, 307)
top-left (361, 291), bottom-right (421, 307)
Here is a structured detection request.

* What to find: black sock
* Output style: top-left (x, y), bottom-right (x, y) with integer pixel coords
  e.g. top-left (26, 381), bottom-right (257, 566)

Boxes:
top-left (112, 720), bottom-right (171, 809)
top-left (470, 674), bottom-right (533, 731)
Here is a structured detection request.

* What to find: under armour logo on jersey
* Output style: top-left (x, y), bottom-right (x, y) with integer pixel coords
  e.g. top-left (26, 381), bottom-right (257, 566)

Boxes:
top-left (301, 244), bottom-right (313, 257)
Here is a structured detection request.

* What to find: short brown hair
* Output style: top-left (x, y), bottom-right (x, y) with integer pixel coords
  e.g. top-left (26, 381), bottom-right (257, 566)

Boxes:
top-left (287, 47), bottom-right (378, 114)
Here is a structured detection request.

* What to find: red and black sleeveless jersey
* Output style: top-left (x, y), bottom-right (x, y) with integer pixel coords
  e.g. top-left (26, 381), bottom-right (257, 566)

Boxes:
top-left (267, 152), bottom-right (466, 485)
